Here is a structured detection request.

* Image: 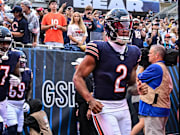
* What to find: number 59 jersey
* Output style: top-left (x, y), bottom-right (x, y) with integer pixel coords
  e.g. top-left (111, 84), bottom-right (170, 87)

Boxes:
top-left (86, 41), bottom-right (141, 100)
top-left (0, 50), bottom-right (20, 101)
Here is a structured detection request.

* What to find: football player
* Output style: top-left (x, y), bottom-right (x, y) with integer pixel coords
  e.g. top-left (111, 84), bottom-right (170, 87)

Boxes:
top-left (7, 50), bottom-right (33, 135)
top-left (73, 8), bottom-right (141, 135)
top-left (0, 26), bottom-right (21, 135)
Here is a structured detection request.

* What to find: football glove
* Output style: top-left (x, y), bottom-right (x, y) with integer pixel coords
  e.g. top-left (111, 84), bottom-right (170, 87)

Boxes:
top-left (23, 102), bottom-right (30, 112)
top-left (9, 74), bottom-right (21, 87)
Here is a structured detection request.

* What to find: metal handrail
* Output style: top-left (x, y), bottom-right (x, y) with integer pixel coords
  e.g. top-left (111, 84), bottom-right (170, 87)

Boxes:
top-left (167, 5), bottom-right (178, 14)
top-left (13, 41), bottom-right (64, 49)
top-left (151, 2), bottom-right (177, 20)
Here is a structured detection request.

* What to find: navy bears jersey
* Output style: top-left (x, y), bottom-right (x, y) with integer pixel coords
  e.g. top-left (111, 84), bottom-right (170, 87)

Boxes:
top-left (8, 68), bottom-right (32, 101)
top-left (86, 41), bottom-right (141, 100)
top-left (0, 50), bottom-right (20, 101)
top-left (131, 29), bottom-right (145, 48)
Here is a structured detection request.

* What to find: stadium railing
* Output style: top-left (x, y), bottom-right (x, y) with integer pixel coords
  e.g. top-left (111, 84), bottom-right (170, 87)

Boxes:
top-left (13, 41), bottom-right (64, 49)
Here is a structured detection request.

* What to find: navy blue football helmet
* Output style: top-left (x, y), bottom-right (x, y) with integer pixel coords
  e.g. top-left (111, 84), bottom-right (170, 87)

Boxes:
top-left (0, 26), bottom-right (12, 56)
top-left (19, 51), bottom-right (27, 72)
top-left (105, 8), bottom-right (132, 44)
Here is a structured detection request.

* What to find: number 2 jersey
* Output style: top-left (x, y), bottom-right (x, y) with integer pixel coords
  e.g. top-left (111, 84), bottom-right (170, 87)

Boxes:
top-left (86, 41), bottom-right (141, 100)
top-left (0, 50), bottom-right (20, 101)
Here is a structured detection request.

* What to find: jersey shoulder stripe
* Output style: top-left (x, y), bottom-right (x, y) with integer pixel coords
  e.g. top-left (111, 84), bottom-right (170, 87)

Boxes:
top-left (86, 42), bottom-right (99, 60)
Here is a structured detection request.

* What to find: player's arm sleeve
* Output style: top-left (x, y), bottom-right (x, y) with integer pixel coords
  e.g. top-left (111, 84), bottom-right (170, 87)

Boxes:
top-left (85, 41), bottom-right (99, 61)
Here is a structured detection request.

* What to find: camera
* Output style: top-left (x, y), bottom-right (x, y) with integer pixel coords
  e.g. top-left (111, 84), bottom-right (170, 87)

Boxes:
top-left (87, 12), bottom-right (91, 15)
top-left (148, 33), bottom-right (151, 38)
top-left (98, 11), bottom-right (102, 15)
top-left (155, 22), bottom-right (159, 26)
top-left (172, 21), bottom-right (177, 25)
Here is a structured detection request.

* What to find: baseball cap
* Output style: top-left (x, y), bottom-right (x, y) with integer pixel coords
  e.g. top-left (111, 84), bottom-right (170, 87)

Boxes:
top-left (21, 0), bottom-right (32, 8)
top-left (165, 34), bottom-right (171, 38)
top-left (11, 5), bottom-right (22, 13)
top-left (71, 58), bottom-right (84, 66)
top-left (66, 6), bottom-right (74, 11)
top-left (169, 17), bottom-right (174, 21)
top-left (36, 7), bottom-right (44, 12)
top-left (133, 18), bottom-right (140, 23)
top-left (49, 0), bottom-right (57, 5)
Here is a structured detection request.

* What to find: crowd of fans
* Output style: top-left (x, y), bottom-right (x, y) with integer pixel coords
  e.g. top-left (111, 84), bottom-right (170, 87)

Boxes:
top-left (0, 0), bottom-right (178, 51)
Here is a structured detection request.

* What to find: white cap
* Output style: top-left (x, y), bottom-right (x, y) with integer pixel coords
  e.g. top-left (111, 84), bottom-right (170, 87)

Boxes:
top-left (133, 18), bottom-right (140, 23)
top-left (71, 58), bottom-right (84, 66)
top-left (21, 0), bottom-right (32, 8)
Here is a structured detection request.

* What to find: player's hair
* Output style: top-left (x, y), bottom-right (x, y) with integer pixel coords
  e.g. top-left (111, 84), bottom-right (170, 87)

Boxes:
top-left (151, 45), bottom-right (166, 59)
top-left (70, 12), bottom-right (86, 33)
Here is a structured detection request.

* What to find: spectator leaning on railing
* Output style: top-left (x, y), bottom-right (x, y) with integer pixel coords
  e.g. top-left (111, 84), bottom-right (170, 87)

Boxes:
top-left (36, 7), bottom-right (45, 44)
top-left (41, 0), bottom-right (67, 49)
top-left (67, 12), bottom-right (87, 51)
top-left (10, 5), bottom-right (30, 45)
top-left (20, 0), bottom-right (40, 47)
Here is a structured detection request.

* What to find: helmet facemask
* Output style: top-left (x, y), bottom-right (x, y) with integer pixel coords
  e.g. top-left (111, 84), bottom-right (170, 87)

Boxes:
top-left (0, 41), bottom-right (12, 55)
top-left (19, 55), bottom-right (27, 72)
top-left (0, 26), bottom-right (12, 60)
